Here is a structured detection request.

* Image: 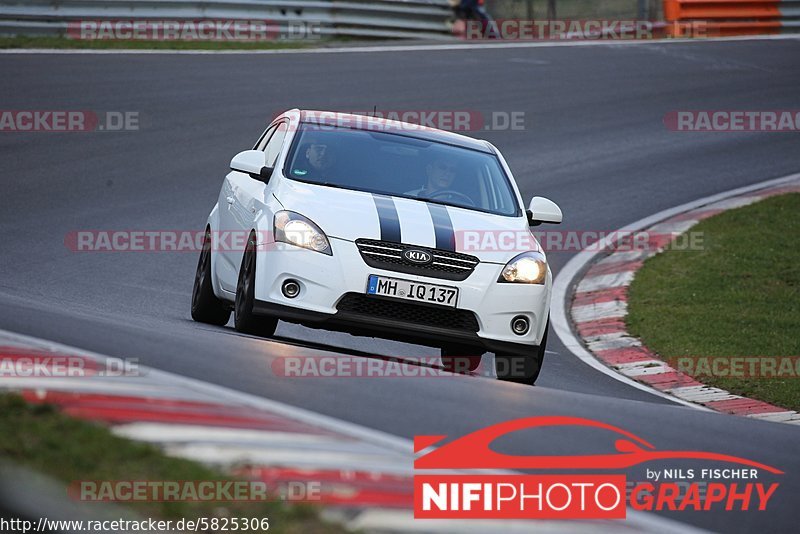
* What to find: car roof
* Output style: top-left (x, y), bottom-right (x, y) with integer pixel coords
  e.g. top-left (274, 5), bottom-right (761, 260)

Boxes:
top-left (296, 110), bottom-right (494, 154)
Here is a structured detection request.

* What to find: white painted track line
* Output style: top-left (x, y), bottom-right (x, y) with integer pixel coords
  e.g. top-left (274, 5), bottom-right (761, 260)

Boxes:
top-left (0, 34), bottom-right (798, 55)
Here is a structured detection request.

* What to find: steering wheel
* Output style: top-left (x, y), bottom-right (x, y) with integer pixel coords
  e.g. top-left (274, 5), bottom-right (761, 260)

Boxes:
top-left (428, 190), bottom-right (475, 207)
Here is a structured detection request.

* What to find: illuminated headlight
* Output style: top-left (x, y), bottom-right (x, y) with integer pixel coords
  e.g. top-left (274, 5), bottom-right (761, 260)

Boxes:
top-left (274, 211), bottom-right (332, 255)
top-left (499, 251), bottom-right (547, 284)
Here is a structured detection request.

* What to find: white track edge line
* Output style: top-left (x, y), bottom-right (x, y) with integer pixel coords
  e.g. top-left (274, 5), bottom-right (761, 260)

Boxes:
top-left (0, 33), bottom-right (798, 54)
top-left (551, 172), bottom-right (800, 411)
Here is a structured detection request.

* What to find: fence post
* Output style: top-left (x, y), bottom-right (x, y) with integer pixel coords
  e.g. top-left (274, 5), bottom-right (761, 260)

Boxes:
top-left (647, 0), bottom-right (658, 20)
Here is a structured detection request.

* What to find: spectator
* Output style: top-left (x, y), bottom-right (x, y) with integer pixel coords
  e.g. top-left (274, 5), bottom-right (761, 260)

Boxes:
top-left (456, 0), bottom-right (493, 37)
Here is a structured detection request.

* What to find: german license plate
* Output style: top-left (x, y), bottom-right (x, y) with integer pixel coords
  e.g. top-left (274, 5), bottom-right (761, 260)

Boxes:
top-left (366, 275), bottom-right (458, 307)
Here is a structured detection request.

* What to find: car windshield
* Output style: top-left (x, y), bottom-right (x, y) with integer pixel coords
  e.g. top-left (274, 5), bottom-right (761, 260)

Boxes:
top-left (284, 123), bottom-right (520, 216)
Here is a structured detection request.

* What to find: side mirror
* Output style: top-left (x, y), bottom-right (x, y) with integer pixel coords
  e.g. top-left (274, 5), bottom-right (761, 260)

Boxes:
top-left (527, 196), bottom-right (562, 226)
top-left (230, 150), bottom-right (273, 183)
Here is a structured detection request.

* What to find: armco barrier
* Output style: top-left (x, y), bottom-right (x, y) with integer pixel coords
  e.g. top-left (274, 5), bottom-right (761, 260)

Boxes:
top-left (663, 0), bottom-right (800, 36)
top-left (0, 0), bottom-right (456, 40)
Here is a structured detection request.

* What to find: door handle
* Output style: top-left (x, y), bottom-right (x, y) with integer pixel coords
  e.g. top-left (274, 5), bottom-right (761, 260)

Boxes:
top-left (226, 196), bottom-right (235, 205)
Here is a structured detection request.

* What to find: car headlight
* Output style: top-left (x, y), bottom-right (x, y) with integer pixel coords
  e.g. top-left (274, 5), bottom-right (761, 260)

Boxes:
top-left (274, 211), bottom-right (332, 255)
top-left (498, 251), bottom-right (547, 284)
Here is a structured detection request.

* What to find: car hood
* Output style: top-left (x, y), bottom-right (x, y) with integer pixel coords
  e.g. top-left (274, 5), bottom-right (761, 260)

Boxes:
top-left (272, 179), bottom-right (540, 264)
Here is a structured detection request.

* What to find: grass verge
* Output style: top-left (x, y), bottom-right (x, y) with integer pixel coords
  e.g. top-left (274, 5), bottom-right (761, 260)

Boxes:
top-left (0, 393), bottom-right (342, 533)
top-left (627, 193), bottom-right (800, 411)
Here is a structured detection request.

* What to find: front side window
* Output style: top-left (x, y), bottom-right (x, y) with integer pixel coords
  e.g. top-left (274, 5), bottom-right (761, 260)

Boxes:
top-left (264, 122), bottom-right (289, 167)
top-left (254, 124), bottom-right (277, 151)
top-left (284, 124), bottom-right (520, 216)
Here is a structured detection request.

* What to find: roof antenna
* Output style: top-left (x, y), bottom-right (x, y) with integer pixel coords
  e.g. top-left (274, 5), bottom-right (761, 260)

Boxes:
top-left (371, 105), bottom-right (377, 117)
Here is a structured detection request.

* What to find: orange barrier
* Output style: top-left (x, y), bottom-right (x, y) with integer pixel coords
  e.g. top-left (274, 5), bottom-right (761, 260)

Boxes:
top-left (662, 0), bottom-right (797, 36)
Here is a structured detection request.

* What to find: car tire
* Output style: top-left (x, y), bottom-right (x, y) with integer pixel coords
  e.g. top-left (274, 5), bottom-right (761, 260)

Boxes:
top-left (234, 232), bottom-right (278, 337)
top-left (441, 347), bottom-right (482, 373)
top-left (191, 227), bottom-right (231, 326)
top-left (495, 317), bottom-right (548, 385)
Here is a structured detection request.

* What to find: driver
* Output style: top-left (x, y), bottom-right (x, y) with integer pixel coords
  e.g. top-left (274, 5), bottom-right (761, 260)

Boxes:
top-left (406, 156), bottom-right (457, 198)
top-left (291, 138), bottom-right (336, 180)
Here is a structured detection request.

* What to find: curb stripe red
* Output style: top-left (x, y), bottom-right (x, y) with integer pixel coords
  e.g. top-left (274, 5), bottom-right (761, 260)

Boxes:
top-left (569, 179), bottom-right (800, 422)
top-left (572, 286), bottom-right (628, 307)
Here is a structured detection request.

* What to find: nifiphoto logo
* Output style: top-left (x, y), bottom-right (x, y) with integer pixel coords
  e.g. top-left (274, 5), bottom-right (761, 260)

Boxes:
top-left (414, 417), bottom-right (782, 519)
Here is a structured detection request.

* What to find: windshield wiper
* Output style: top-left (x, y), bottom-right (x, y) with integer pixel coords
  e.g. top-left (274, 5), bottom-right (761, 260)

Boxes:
top-left (408, 196), bottom-right (464, 210)
top-left (319, 181), bottom-right (346, 189)
top-left (303, 180), bottom-right (349, 191)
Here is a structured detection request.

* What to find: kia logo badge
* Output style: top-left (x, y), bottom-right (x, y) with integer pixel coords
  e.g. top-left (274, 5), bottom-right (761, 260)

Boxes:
top-left (403, 249), bottom-right (433, 264)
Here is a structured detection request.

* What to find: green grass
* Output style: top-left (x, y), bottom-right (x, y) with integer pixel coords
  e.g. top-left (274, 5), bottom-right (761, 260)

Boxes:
top-left (0, 35), bottom-right (319, 50)
top-left (627, 193), bottom-right (800, 410)
top-left (0, 394), bottom-right (342, 533)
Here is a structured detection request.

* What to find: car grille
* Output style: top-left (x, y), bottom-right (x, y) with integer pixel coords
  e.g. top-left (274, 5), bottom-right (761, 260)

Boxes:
top-left (355, 239), bottom-right (479, 281)
top-left (336, 293), bottom-right (480, 332)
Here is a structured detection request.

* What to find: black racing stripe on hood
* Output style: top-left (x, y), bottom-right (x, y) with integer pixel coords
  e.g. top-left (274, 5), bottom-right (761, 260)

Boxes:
top-left (372, 194), bottom-right (402, 243)
top-left (426, 203), bottom-right (456, 251)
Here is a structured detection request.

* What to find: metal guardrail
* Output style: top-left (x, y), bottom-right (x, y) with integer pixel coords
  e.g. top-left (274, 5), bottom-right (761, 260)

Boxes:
top-left (0, 0), bottom-right (457, 40)
top-left (663, 0), bottom-right (800, 36)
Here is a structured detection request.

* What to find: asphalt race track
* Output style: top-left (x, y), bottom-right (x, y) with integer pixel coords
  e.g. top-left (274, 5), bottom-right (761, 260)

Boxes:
top-left (2, 38), bottom-right (800, 532)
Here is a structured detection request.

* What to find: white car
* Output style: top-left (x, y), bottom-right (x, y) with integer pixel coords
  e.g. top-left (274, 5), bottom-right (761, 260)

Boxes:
top-left (191, 110), bottom-right (562, 384)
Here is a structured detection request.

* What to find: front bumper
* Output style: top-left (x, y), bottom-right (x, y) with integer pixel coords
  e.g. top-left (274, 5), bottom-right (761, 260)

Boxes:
top-left (253, 237), bottom-right (551, 354)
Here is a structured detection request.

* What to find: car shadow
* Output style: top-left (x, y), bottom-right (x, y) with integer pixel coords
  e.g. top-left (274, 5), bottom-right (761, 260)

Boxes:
top-left (185, 318), bottom-right (487, 378)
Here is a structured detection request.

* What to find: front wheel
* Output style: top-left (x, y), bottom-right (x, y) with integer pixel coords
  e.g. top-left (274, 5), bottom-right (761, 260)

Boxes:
top-left (191, 228), bottom-right (231, 326)
top-left (234, 233), bottom-right (278, 337)
top-left (495, 318), bottom-right (548, 385)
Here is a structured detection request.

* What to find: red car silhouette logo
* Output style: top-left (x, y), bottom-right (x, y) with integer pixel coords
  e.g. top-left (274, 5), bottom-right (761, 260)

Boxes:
top-left (414, 416), bottom-right (783, 473)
